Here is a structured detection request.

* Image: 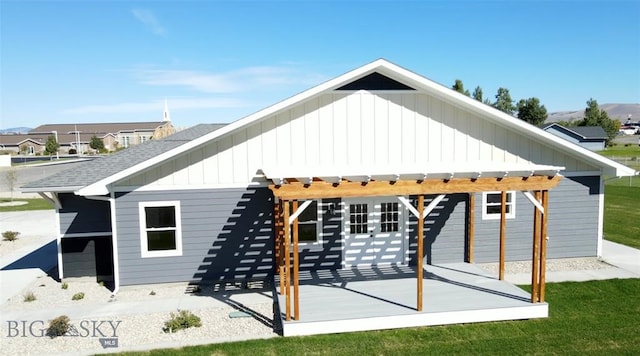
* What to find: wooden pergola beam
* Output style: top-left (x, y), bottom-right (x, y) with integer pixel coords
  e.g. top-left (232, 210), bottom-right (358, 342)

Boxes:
top-left (269, 176), bottom-right (561, 200)
top-left (417, 195), bottom-right (424, 312)
top-left (467, 193), bottom-right (475, 263)
top-left (499, 191), bottom-right (507, 280)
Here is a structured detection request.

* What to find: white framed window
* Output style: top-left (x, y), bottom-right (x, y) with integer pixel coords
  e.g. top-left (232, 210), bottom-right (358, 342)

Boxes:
top-left (482, 191), bottom-right (516, 220)
top-left (139, 201), bottom-right (182, 258)
top-left (291, 200), bottom-right (322, 244)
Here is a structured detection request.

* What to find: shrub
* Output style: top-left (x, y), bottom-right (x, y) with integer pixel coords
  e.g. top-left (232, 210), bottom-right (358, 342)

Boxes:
top-left (23, 291), bottom-right (36, 302)
top-left (163, 310), bottom-right (202, 333)
top-left (61, 282), bottom-right (68, 290)
top-left (71, 292), bottom-right (84, 300)
top-left (2, 231), bottom-right (20, 241)
top-left (47, 315), bottom-right (70, 338)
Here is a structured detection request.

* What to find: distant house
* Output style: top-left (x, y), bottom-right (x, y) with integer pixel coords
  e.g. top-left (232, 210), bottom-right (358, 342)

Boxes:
top-left (540, 123), bottom-right (608, 151)
top-left (0, 102), bottom-right (175, 155)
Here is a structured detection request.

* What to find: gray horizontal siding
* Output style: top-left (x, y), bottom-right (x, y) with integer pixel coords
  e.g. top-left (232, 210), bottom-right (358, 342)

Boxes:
top-left (115, 187), bottom-right (274, 286)
top-left (58, 193), bottom-right (111, 235)
top-left (298, 198), bottom-right (343, 270)
top-left (408, 194), bottom-right (468, 265)
top-left (473, 176), bottom-right (600, 263)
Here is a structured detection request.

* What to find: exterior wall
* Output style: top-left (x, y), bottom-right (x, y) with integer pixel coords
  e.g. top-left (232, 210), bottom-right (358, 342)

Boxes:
top-left (117, 92), bottom-right (598, 189)
top-left (408, 194), bottom-right (468, 265)
top-left (58, 193), bottom-right (111, 235)
top-left (472, 176), bottom-right (600, 263)
top-left (61, 237), bottom-right (113, 280)
top-left (114, 187), bottom-right (274, 286)
top-left (299, 198), bottom-right (343, 270)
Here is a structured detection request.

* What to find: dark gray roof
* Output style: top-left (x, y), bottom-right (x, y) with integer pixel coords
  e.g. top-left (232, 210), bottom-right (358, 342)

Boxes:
top-left (21, 124), bottom-right (226, 192)
top-left (568, 126), bottom-right (608, 139)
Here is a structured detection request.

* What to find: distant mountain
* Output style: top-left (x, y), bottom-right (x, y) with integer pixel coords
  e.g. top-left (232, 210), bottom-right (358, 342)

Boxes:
top-left (0, 127), bottom-right (32, 134)
top-left (547, 103), bottom-right (640, 124)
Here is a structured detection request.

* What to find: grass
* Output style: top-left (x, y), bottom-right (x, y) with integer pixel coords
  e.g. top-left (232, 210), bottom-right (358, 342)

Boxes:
top-left (604, 184), bottom-right (640, 248)
top-left (0, 198), bottom-right (53, 212)
top-left (107, 279), bottom-right (640, 355)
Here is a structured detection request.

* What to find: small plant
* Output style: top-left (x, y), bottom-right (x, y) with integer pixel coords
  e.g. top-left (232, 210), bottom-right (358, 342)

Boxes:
top-left (71, 292), bottom-right (85, 301)
top-left (23, 291), bottom-right (36, 302)
top-left (2, 231), bottom-right (20, 241)
top-left (149, 290), bottom-right (156, 296)
top-left (47, 315), bottom-right (70, 338)
top-left (61, 282), bottom-right (68, 290)
top-left (98, 280), bottom-right (104, 287)
top-left (163, 310), bottom-right (202, 333)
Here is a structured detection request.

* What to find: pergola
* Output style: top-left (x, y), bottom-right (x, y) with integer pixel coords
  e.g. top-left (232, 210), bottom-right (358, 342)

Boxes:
top-left (265, 164), bottom-right (564, 321)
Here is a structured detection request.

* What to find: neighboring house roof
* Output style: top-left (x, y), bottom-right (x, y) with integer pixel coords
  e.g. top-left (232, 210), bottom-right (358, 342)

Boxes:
top-left (22, 59), bottom-right (637, 195)
top-left (31, 122), bottom-right (169, 134)
top-left (22, 124), bottom-right (226, 192)
top-left (541, 123), bottom-right (608, 140)
top-left (0, 135), bottom-right (46, 146)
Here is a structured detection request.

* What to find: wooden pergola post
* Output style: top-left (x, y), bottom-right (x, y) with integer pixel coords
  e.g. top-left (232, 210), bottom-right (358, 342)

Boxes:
top-left (292, 200), bottom-right (300, 320)
top-left (283, 200), bottom-right (291, 320)
top-left (499, 191), bottom-right (507, 280)
top-left (531, 190), bottom-right (541, 303)
top-left (539, 190), bottom-right (549, 302)
top-left (417, 195), bottom-right (424, 312)
top-left (467, 193), bottom-right (475, 263)
top-left (274, 200), bottom-right (285, 294)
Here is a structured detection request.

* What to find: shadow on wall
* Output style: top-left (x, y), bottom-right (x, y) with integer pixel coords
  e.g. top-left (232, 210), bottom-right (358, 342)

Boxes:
top-left (191, 188), bottom-right (275, 284)
top-left (408, 194), bottom-right (466, 265)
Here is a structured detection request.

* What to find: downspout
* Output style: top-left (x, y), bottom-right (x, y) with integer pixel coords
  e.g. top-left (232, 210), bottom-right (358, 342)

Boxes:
top-left (109, 190), bottom-right (120, 295)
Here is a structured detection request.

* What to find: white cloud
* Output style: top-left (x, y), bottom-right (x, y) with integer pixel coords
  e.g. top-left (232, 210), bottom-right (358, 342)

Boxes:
top-left (61, 98), bottom-right (242, 115)
top-left (133, 66), bottom-right (325, 93)
top-left (131, 9), bottom-right (165, 36)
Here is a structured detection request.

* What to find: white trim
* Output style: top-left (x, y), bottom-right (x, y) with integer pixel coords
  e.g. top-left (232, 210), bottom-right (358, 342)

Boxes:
top-left (423, 195), bottom-right (446, 219)
top-left (289, 200), bottom-right (314, 224)
top-left (55, 209), bottom-right (63, 279)
top-left (112, 181), bottom-right (269, 192)
top-left (61, 232), bottom-right (112, 238)
top-left (110, 192), bottom-right (120, 294)
top-left (39, 192), bottom-right (62, 209)
top-left (522, 191), bottom-right (544, 214)
top-left (596, 177), bottom-right (605, 258)
top-left (138, 201), bottom-right (183, 258)
top-left (295, 200), bottom-right (323, 246)
top-left (397, 197), bottom-right (419, 219)
top-left (482, 191), bottom-right (516, 220)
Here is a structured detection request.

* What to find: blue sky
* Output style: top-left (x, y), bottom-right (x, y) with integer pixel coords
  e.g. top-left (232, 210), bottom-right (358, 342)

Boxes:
top-left (1, 1), bottom-right (639, 129)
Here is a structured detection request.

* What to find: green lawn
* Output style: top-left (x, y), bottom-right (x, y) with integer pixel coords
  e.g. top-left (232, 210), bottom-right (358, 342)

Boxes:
top-left (604, 184), bottom-right (640, 248)
top-left (109, 279), bottom-right (640, 355)
top-left (0, 198), bottom-right (54, 212)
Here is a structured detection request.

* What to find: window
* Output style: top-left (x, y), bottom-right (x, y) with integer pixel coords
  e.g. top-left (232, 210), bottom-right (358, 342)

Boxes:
top-left (292, 200), bottom-right (321, 244)
top-left (380, 202), bottom-right (399, 232)
top-left (482, 191), bottom-right (516, 220)
top-left (122, 136), bottom-right (130, 148)
top-left (349, 203), bottom-right (368, 234)
top-left (139, 201), bottom-right (182, 257)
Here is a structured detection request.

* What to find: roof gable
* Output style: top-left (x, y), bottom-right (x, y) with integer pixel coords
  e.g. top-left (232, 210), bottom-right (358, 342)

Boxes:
top-left (21, 59), bottom-right (637, 195)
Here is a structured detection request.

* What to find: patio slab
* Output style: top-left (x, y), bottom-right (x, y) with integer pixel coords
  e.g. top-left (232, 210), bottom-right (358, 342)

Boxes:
top-left (274, 263), bottom-right (547, 336)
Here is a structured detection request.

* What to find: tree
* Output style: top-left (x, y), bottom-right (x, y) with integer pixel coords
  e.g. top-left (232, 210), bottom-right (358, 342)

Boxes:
top-left (44, 134), bottom-right (59, 156)
top-left (493, 87), bottom-right (516, 115)
top-left (516, 97), bottom-right (548, 125)
top-left (89, 135), bottom-right (105, 152)
top-left (5, 168), bottom-right (18, 202)
top-left (578, 98), bottom-right (619, 143)
top-left (472, 86), bottom-right (483, 102)
top-left (452, 79), bottom-right (470, 96)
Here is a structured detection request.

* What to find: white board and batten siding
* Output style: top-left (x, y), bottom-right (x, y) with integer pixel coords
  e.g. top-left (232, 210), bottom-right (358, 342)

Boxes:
top-left (117, 92), bottom-right (598, 189)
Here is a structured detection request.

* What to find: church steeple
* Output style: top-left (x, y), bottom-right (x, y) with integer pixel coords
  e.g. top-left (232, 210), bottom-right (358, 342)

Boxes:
top-left (163, 98), bottom-right (171, 122)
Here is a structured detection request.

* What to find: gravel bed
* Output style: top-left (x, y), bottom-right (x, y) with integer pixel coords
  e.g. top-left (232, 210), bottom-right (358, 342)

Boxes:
top-left (477, 257), bottom-right (614, 275)
top-left (1, 276), bottom-right (278, 356)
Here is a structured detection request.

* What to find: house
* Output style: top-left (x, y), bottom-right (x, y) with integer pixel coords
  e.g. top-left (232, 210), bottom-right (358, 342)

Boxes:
top-left (540, 123), bottom-right (608, 151)
top-left (0, 102), bottom-right (175, 155)
top-left (21, 60), bottom-right (637, 334)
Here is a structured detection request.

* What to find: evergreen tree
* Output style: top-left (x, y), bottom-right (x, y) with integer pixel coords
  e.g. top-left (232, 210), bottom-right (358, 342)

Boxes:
top-left (452, 79), bottom-right (470, 96)
top-left (493, 87), bottom-right (516, 115)
top-left (472, 86), bottom-right (483, 102)
top-left (516, 97), bottom-right (548, 125)
top-left (44, 134), bottom-right (59, 155)
top-left (89, 135), bottom-right (105, 151)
